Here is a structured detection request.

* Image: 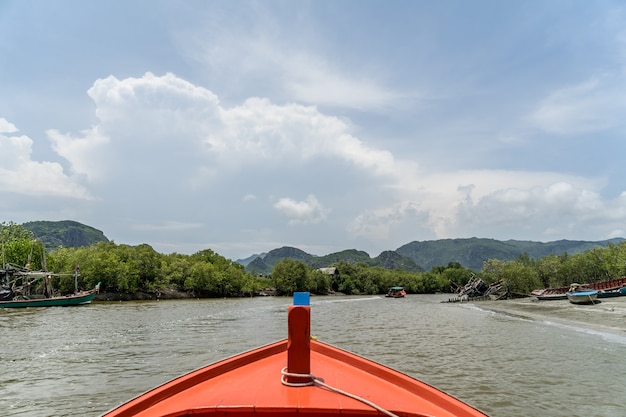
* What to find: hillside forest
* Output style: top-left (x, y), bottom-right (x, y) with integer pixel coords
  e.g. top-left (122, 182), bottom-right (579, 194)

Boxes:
top-left (2, 221), bottom-right (626, 298)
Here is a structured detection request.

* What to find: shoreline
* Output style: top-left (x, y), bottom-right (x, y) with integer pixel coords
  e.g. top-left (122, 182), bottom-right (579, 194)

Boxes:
top-left (474, 296), bottom-right (626, 336)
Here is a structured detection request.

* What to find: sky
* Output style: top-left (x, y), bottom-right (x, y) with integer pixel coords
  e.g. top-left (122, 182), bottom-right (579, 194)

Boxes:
top-left (1, 1), bottom-right (626, 261)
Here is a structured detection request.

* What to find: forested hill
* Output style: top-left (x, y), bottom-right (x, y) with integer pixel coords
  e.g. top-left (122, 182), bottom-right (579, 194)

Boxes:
top-left (240, 237), bottom-right (624, 274)
top-left (396, 237), bottom-right (624, 271)
top-left (243, 247), bottom-right (423, 275)
top-left (21, 220), bottom-right (109, 250)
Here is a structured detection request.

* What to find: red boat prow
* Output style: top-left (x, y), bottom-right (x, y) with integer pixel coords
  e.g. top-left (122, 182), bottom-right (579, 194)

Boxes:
top-left (102, 293), bottom-right (488, 417)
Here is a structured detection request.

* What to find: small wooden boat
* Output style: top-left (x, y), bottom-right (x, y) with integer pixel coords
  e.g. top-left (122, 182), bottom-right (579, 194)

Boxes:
top-left (385, 286), bottom-right (406, 298)
top-left (1, 263), bottom-right (99, 308)
top-left (0, 283), bottom-right (100, 308)
top-left (533, 287), bottom-right (569, 301)
top-left (566, 290), bottom-right (598, 304)
top-left (597, 286), bottom-right (626, 298)
top-left (102, 292), bottom-right (488, 417)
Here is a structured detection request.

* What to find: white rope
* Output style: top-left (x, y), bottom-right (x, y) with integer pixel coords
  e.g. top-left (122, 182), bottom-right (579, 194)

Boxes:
top-left (281, 367), bottom-right (400, 417)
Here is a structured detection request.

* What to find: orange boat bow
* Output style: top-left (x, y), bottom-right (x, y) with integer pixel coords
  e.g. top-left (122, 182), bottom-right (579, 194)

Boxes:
top-left (102, 294), bottom-right (488, 417)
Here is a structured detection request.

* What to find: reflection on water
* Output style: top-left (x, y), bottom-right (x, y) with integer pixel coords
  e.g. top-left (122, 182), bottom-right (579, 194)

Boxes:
top-left (1, 295), bottom-right (625, 417)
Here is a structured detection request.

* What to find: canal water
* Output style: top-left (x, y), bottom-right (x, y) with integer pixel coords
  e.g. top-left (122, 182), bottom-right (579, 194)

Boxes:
top-left (1, 294), bottom-right (625, 417)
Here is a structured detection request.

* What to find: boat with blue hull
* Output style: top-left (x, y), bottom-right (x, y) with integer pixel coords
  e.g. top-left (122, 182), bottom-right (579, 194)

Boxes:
top-left (566, 290), bottom-right (598, 304)
top-left (597, 286), bottom-right (626, 298)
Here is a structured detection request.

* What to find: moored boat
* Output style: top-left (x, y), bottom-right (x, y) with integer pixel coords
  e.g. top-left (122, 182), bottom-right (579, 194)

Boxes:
top-left (385, 286), bottom-right (406, 298)
top-left (0, 263), bottom-right (99, 308)
top-left (533, 287), bottom-right (569, 300)
top-left (0, 284), bottom-right (99, 308)
top-left (566, 290), bottom-right (598, 304)
top-left (102, 292), bottom-right (488, 417)
top-left (597, 286), bottom-right (626, 298)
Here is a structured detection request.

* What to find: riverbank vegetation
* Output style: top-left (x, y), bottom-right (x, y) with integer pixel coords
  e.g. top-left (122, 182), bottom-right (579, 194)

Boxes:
top-left (3, 222), bottom-right (626, 299)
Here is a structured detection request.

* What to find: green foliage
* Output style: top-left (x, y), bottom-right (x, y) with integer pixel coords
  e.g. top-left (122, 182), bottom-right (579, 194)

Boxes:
top-left (319, 260), bottom-right (467, 295)
top-left (6, 219), bottom-right (626, 299)
top-left (1, 221), bottom-right (35, 241)
top-left (480, 258), bottom-right (541, 294)
top-left (1, 222), bottom-right (45, 270)
top-left (309, 270), bottom-right (331, 295)
top-left (161, 253), bottom-right (193, 288)
top-left (42, 242), bottom-right (262, 297)
top-left (478, 241), bottom-right (626, 293)
top-left (271, 259), bottom-right (311, 295)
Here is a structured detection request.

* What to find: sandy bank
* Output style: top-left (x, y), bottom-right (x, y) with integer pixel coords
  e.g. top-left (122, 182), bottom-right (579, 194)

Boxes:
top-left (473, 296), bottom-right (626, 335)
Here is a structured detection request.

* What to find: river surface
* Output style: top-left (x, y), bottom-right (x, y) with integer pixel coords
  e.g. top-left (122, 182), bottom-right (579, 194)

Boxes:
top-left (1, 294), bottom-right (625, 417)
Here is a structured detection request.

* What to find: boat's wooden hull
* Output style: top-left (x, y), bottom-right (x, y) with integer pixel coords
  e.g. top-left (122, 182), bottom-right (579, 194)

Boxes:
top-left (535, 293), bottom-right (568, 301)
top-left (0, 288), bottom-right (97, 308)
top-left (586, 277), bottom-right (626, 291)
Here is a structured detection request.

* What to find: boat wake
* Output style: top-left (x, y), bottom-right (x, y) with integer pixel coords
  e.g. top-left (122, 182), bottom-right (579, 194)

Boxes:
top-left (311, 296), bottom-right (381, 305)
top-left (542, 320), bottom-right (626, 346)
top-left (466, 303), bottom-right (626, 346)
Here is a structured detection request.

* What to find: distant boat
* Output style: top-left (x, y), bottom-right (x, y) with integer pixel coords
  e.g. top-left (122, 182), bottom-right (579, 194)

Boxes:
top-left (566, 290), bottom-right (598, 305)
top-left (102, 292), bottom-right (488, 417)
top-left (385, 286), bottom-right (406, 298)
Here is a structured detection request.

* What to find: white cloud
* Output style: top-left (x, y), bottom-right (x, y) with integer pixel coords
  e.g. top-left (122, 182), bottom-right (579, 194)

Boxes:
top-left (0, 125), bottom-right (91, 199)
top-left (47, 127), bottom-right (110, 182)
top-left (343, 168), bottom-right (617, 247)
top-left (49, 73), bottom-right (405, 188)
top-left (190, 21), bottom-right (410, 111)
top-left (243, 194), bottom-right (256, 202)
top-left (0, 118), bottom-right (18, 133)
top-left (274, 195), bottom-right (329, 224)
top-left (347, 201), bottom-right (430, 241)
top-left (283, 54), bottom-right (407, 110)
top-left (530, 75), bottom-right (626, 134)
top-left (451, 178), bottom-right (622, 240)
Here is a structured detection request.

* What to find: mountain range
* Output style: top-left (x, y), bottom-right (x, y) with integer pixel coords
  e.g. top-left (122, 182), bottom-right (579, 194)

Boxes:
top-left (238, 237), bottom-right (624, 274)
top-left (16, 220), bottom-right (623, 274)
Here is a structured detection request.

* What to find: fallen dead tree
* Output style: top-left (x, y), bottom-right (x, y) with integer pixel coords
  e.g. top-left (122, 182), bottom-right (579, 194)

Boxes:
top-left (446, 276), bottom-right (509, 303)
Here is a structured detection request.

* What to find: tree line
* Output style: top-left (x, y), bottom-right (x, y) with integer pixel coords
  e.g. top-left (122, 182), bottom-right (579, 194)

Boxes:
top-left (3, 221), bottom-right (626, 298)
